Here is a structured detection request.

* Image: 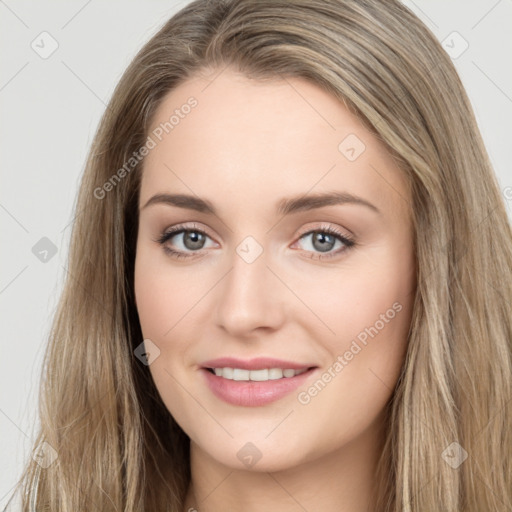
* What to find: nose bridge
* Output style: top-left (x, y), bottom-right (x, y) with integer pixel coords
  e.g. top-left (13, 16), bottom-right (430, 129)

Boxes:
top-left (214, 235), bottom-right (284, 335)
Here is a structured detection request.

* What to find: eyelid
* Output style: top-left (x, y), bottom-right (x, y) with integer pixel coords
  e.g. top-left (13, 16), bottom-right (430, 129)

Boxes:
top-left (159, 222), bottom-right (217, 241)
top-left (294, 221), bottom-right (354, 239)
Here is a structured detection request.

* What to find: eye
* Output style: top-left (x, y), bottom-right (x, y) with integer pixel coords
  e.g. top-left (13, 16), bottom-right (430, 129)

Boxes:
top-left (292, 225), bottom-right (355, 260)
top-left (153, 223), bottom-right (216, 259)
top-left (154, 223), bottom-right (356, 261)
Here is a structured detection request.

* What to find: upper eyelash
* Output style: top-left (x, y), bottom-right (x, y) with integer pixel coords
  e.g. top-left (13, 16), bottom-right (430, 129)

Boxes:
top-left (154, 224), bottom-right (356, 259)
top-left (154, 223), bottom-right (203, 246)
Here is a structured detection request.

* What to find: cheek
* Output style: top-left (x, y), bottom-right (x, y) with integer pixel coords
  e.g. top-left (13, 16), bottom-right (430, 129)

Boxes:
top-left (294, 250), bottom-right (414, 438)
top-left (134, 261), bottom-right (169, 340)
top-left (299, 303), bottom-right (410, 435)
top-left (134, 250), bottom-right (201, 430)
top-left (294, 256), bottom-right (413, 355)
top-left (133, 248), bottom-right (211, 401)
top-left (134, 246), bottom-right (198, 340)
top-left (297, 250), bottom-right (412, 379)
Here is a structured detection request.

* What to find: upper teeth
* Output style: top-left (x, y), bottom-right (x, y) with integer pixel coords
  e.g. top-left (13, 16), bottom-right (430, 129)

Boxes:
top-left (212, 367), bottom-right (308, 381)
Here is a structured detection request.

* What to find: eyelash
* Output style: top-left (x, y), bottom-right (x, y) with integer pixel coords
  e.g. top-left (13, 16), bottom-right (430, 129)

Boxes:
top-left (154, 223), bottom-right (356, 261)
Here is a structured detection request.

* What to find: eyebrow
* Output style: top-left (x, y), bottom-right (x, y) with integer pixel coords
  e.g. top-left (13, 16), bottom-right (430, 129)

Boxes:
top-left (141, 191), bottom-right (380, 216)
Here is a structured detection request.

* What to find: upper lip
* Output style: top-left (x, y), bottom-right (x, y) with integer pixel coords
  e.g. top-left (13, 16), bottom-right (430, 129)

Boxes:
top-left (201, 357), bottom-right (316, 371)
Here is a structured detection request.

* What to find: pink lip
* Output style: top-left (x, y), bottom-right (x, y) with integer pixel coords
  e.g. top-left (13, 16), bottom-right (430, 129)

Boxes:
top-left (200, 365), bottom-right (318, 407)
top-left (200, 357), bottom-right (314, 371)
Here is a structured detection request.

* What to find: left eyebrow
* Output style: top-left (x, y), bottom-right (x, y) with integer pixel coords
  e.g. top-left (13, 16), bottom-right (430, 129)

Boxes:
top-left (276, 191), bottom-right (380, 216)
top-left (140, 191), bottom-right (380, 216)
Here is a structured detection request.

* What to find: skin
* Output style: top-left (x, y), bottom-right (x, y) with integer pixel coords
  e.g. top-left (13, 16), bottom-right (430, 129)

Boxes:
top-left (134, 67), bottom-right (416, 512)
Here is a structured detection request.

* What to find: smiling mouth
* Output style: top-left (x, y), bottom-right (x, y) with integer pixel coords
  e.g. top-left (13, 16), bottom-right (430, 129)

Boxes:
top-left (201, 365), bottom-right (318, 407)
top-left (205, 367), bottom-right (316, 381)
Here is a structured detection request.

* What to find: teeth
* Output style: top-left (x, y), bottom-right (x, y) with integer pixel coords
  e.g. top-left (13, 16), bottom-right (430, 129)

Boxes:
top-left (211, 367), bottom-right (309, 381)
top-left (233, 368), bottom-right (250, 381)
top-left (268, 368), bottom-right (283, 380)
top-left (222, 367), bottom-right (234, 379)
top-left (247, 369), bottom-right (268, 381)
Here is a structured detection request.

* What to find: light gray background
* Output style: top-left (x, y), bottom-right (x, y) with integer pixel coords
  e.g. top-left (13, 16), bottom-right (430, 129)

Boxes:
top-left (1, 0), bottom-right (511, 505)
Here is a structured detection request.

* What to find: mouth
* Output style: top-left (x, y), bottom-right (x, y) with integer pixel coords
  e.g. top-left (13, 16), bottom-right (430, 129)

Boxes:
top-left (203, 366), bottom-right (314, 381)
top-left (200, 364), bottom-right (318, 407)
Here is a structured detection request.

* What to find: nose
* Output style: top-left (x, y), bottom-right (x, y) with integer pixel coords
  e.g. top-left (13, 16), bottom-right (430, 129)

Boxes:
top-left (214, 243), bottom-right (286, 338)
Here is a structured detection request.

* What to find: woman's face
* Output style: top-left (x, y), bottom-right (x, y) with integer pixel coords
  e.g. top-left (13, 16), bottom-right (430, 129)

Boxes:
top-left (134, 67), bottom-right (416, 472)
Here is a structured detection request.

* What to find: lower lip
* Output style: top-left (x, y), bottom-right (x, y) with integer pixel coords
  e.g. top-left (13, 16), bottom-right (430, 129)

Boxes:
top-left (201, 368), bottom-right (317, 407)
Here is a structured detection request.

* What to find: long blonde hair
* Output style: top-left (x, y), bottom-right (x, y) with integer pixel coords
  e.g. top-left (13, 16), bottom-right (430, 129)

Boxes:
top-left (5, 0), bottom-right (512, 510)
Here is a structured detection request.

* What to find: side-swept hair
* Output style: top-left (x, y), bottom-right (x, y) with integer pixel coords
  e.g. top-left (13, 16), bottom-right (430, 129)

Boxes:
top-left (5, 1), bottom-right (511, 510)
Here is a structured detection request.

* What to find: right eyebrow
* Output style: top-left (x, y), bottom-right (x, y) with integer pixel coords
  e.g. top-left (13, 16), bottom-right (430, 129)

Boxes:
top-left (141, 193), bottom-right (216, 214)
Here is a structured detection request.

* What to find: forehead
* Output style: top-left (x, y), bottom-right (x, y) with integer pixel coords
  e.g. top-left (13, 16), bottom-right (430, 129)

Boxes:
top-left (139, 68), bottom-right (410, 220)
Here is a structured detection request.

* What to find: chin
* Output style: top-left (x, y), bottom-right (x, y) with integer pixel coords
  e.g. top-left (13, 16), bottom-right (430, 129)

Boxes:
top-left (192, 435), bottom-right (313, 473)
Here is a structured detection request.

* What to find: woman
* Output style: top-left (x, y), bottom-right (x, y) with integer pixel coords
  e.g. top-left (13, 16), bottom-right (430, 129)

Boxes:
top-left (5, 0), bottom-right (512, 510)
